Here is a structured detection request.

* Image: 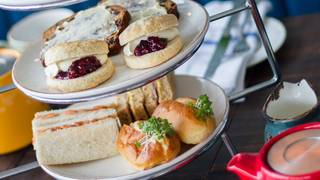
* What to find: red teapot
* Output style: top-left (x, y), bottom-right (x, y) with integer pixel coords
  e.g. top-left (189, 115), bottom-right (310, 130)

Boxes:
top-left (227, 122), bottom-right (320, 180)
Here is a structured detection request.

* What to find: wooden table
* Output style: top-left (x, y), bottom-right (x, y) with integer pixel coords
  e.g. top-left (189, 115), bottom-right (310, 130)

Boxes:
top-left (2, 13), bottom-right (320, 180)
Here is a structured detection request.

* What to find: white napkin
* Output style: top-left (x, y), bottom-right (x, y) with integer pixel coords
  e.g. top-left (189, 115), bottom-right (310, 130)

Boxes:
top-left (175, 1), bottom-right (272, 96)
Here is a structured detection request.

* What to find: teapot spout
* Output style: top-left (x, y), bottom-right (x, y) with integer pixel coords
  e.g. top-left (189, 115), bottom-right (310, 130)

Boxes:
top-left (227, 153), bottom-right (260, 180)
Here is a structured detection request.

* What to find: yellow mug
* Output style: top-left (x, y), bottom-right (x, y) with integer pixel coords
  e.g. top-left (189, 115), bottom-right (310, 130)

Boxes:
top-left (0, 48), bottom-right (49, 154)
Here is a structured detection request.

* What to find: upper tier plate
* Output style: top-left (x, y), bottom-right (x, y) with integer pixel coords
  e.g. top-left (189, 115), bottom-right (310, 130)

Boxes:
top-left (0, 0), bottom-right (87, 11)
top-left (12, 0), bottom-right (209, 104)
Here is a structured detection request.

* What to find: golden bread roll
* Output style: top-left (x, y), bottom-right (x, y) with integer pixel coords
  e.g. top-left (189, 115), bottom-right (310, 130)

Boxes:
top-left (116, 119), bottom-right (180, 170)
top-left (153, 96), bottom-right (216, 144)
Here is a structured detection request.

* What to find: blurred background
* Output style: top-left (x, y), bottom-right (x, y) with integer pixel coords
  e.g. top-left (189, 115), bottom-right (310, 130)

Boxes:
top-left (1, 0), bottom-right (320, 40)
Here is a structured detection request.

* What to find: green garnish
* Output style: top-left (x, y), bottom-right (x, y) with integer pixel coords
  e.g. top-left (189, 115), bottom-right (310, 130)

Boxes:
top-left (189, 95), bottom-right (214, 120)
top-left (138, 117), bottom-right (175, 141)
top-left (134, 141), bottom-right (141, 148)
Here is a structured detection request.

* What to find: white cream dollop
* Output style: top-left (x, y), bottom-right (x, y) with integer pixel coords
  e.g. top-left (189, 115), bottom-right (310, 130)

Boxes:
top-left (44, 54), bottom-right (108, 78)
top-left (123, 28), bottom-right (179, 56)
top-left (43, 6), bottom-right (118, 53)
top-left (101, 0), bottom-right (167, 22)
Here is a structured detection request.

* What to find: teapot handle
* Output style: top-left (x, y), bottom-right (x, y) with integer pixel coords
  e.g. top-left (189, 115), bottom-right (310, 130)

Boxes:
top-left (227, 153), bottom-right (260, 180)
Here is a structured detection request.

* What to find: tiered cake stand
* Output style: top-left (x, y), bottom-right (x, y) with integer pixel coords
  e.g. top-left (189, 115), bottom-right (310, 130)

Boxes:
top-left (0, 0), bottom-right (281, 178)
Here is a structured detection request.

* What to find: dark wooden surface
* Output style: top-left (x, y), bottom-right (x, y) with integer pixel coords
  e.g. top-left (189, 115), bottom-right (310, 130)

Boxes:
top-left (2, 13), bottom-right (320, 180)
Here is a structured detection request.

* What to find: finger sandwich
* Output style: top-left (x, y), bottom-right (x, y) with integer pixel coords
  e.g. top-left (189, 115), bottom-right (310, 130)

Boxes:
top-left (32, 106), bottom-right (120, 165)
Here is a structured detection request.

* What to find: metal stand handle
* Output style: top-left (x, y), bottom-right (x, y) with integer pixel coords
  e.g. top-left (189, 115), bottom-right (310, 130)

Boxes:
top-left (209, 0), bottom-right (281, 156)
top-left (0, 162), bottom-right (39, 179)
top-left (209, 0), bottom-right (281, 102)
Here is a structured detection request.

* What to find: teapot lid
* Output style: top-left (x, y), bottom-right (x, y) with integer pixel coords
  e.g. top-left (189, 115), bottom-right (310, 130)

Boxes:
top-left (267, 129), bottom-right (320, 175)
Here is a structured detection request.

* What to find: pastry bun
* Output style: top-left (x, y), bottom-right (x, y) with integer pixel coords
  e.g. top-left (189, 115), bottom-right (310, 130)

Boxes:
top-left (119, 14), bottom-right (179, 46)
top-left (153, 98), bottom-right (216, 144)
top-left (116, 121), bottom-right (180, 170)
top-left (124, 36), bottom-right (183, 69)
top-left (47, 58), bottom-right (114, 92)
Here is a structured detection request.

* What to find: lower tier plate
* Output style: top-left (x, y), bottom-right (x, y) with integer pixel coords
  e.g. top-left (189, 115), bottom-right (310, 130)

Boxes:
top-left (40, 75), bottom-right (229, 180)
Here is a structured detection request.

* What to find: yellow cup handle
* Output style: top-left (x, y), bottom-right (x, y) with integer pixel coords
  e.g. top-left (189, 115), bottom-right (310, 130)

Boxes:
top-left (0, 83), bottom-right (16, 93)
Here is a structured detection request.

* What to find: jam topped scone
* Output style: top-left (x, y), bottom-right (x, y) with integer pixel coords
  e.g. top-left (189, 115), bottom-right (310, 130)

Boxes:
top-left (119, 14), bottom-right (183, 69)
top-left (43, 40), bottom-right (115, 92)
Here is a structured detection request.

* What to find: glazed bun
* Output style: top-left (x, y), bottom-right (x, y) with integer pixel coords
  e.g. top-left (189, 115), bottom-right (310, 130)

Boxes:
top-left (123, 36), bottom-right (183, 69)
top-left (116, 121), bottom-right (180, 170)
top-left (153, 98), bottom-right (216, 144)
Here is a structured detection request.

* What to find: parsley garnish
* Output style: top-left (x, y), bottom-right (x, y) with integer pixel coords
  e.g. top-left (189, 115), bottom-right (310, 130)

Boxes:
top-left (189, 95), bottom-right (214, 120)
top-left (138, 117), bottom-right (175, 141)
top-left (134, 141), bottom-right (141, 148)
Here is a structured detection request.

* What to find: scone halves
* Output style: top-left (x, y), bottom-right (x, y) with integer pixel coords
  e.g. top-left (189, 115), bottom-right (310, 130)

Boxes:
top-left (43, 40), bottom-right (114, 92)
top-left (32, 106), bottom-right (120, 165)
top-left (119, 14), bottom-right (183, 69)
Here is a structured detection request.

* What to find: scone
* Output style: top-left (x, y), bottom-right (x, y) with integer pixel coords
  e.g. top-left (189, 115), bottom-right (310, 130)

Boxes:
top-left (153, 95), bottom-right (216, 144)
top-left (43, 40), bottom-right (114, 92)
top-left (116, 117), bottom-right (180, 170)
top-left (119, 14), bottom-right (183, 69)
top-left (32, 106), bottom-right (120, 165)
top-left (100, 0), bottom-right (179, 22)
top-left (42, 5), bottom-right (130, 57)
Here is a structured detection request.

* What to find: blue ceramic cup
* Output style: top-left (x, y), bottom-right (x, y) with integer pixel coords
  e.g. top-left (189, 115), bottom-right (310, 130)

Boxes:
top-left (263, 79), bottom-right (319, 142)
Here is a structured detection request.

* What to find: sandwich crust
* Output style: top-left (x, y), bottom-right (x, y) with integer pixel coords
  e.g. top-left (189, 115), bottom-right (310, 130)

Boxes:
top-left (47, 59), bottom-right (114, 92)
top-left (44, 40), bottom-right (109, 65)
top-left (119, 14), bottom-right (179, 46)
top-left (123, 36), bottom-right (183, 69)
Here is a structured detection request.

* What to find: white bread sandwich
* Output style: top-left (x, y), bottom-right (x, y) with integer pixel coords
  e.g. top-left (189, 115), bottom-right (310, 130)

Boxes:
top-left (100, 0), bottom-right (179, 22)
top-left (155, 75), bottom-right (174, 103)
top-left (127, 88), bottom-right (149, 121)
top-left (32, 106), bottom-right (120, 165)
top-left (141, 83), bottom-right (158, 115)
top-left (69, 75), bottom-right (175, 123)
top-left (43, 40), bottom-right (115, 92)
top-left (42, 5), bottom-right (130, 57)
top-left (119, 14), bottom-right (183, 69)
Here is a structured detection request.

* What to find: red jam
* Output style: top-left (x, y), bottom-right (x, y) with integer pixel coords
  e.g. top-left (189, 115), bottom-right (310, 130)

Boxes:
top-left (134, 36), bottom-right (167, 56)
top-left (55, 56), bottom-right (102, 80)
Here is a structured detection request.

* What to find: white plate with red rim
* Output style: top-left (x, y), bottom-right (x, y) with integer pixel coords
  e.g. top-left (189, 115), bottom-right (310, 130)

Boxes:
top-left (39, 75), bottom-right (230, 180)
top-left (12, 0), bottom-right (209, 104)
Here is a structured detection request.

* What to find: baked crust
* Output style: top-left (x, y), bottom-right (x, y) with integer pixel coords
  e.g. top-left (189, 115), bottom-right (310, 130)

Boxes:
top-left (44, 40), bottom-right (109, 65)
top-left (47, 59), bottom-right (115, 92)
top-left (99, 0), bottom-right (179, 18)
top-left (123, 36), bottom-right (183, 69)
top-left (159, 0), bottom-right (179, 18)
top-left (119, 14), bottom-right (179, 46)
top-left (152, 99), bottom-right (216, 144)
top-left (43, 5), bottom-right (130, 56)
top-left (116, 122), bottom-right (180, 170)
